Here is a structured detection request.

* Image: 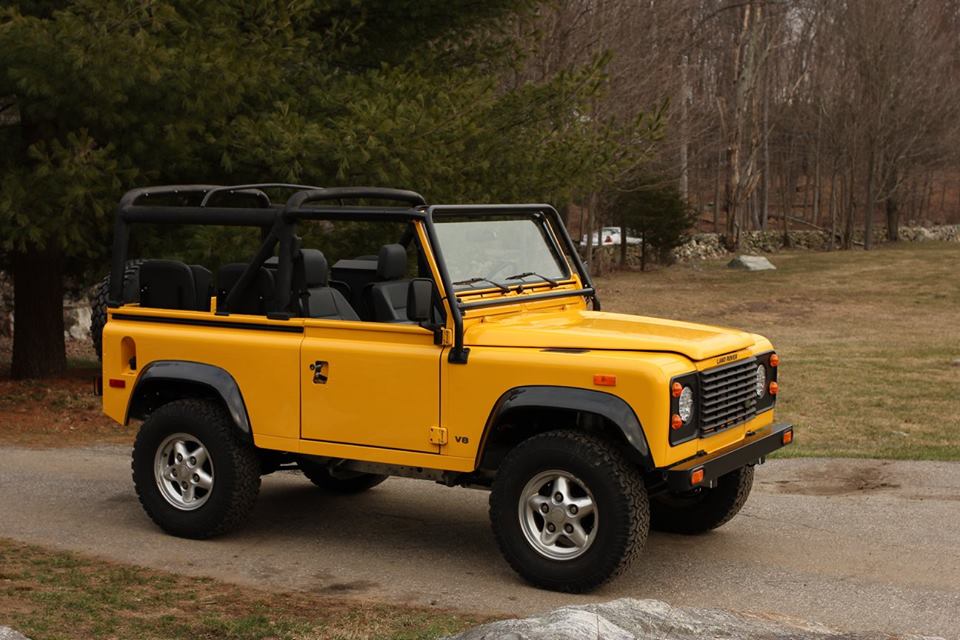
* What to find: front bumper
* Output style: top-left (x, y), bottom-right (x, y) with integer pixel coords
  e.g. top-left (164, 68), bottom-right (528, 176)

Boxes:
top-left (665, 422), bottom-right (794, 491)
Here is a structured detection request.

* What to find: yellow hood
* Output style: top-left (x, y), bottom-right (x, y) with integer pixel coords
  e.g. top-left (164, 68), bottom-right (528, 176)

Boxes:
top-left (464, 310), bottom-right (756, 361)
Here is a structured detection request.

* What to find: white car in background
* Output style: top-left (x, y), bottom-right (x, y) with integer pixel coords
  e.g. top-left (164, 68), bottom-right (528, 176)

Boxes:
top-left (581, 226), bottom-right (642, 246)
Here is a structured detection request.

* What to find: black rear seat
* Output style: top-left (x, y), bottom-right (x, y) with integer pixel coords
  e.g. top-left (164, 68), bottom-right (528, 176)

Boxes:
top-left (217, 263), bottom-right (275, 314)
top-left (139, 260), bottom-right (211, 311)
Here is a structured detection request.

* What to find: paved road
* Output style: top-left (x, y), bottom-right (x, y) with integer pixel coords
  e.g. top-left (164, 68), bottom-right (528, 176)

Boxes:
top-left (0, 446), bottom-right (957, 638)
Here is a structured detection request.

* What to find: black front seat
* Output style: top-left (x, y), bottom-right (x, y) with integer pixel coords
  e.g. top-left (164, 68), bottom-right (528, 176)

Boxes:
top-left (364, 244), bottom-right (412, 322)
top-left (300, 249), bottom-right (360, 321)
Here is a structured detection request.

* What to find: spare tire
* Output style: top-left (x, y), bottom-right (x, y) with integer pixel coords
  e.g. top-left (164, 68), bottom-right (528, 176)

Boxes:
top-left (90, 260), bottom-right (143, 361)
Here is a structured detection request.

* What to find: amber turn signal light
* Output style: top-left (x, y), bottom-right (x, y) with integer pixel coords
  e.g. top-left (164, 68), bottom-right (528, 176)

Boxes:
top-left (769, 381), bottom-right (779, 395)
top-left (671, 414), bottom-right (683, 430)
top-left (593, 374), bottom-right (617, 387)
top-left (671, 381), bottom-right (683, 398)
top-left (782, 428), bottom-right (794, 445)
top-left (769, 353), bottom-right (780, 367)
top-left (690, 467), bottom-right (705, 485)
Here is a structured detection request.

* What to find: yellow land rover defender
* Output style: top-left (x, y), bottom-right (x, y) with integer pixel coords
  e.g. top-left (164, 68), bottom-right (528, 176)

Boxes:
top-left (95, 184), bottom-right (793, 593)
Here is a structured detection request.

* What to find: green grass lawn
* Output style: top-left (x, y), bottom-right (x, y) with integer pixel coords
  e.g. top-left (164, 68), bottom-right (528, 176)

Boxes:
top-left (596, 242), bottom-right (960, 461)
top-left (0, 539), bottom-right (482, 640)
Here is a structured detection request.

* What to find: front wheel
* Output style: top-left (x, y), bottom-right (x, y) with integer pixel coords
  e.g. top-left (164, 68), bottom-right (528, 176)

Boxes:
top-left (489, 431), bottom-right (649, 593)
top-left (650, 465), bottom-right (754, 534)
top-left (132, 399), bottom-right (261, 539)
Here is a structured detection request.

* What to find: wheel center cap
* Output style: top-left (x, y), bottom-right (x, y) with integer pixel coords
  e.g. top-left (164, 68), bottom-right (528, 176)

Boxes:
top-left (546, 509), bottom-right (565, 525)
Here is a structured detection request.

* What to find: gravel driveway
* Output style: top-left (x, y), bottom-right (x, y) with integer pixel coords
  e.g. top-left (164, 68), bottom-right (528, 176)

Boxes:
top-left (0, 447), bottom-right (957, 638)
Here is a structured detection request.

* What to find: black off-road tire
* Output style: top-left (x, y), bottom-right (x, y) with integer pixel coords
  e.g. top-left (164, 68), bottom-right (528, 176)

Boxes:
top-left (300, 460), bottom-right (388, 493)
top-left (650, 465), bottom-right (754, 534)
top-left (132, 399), bottom-right (261, 539)
top-left (90, 260), bottom-right (143, 361)
top-left (489, 430), bottom-right (649, 593)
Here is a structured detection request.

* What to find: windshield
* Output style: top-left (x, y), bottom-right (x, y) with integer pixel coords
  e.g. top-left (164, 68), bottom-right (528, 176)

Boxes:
top-left (433, 218), bottom-right (570, 290)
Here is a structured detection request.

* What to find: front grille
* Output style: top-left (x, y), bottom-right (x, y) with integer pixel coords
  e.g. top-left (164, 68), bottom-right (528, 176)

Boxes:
top-left (699, 358), bottom-right (759, 434)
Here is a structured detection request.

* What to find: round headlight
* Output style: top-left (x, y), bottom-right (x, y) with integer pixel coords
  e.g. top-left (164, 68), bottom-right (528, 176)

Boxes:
top-left (755, 364), bottom-right (767, 397)
top-left (678, 386), bottom-right (694, 423)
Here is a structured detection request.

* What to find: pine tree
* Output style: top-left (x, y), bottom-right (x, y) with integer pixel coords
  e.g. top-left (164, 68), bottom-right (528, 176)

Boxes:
top-left (1, 1), bottom-right (638, 378)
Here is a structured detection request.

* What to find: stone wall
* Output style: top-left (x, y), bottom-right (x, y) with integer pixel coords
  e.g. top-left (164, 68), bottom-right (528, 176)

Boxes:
top-left (589, 224), bottom-right (960, 267)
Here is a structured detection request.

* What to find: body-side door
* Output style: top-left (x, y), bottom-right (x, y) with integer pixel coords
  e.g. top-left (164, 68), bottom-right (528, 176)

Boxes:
top-left (299, 320), bottom-right (443, 453)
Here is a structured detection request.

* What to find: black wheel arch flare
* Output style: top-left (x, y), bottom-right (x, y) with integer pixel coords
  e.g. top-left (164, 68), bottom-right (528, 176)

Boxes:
top-left (126, 361), bottom-right (252, 442)
top-left (478, 385), bottom-right (654, 471)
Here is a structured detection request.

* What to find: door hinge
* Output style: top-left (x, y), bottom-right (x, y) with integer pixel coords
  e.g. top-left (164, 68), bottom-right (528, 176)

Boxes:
top-left (428, 426), bottom-right (448, 446)
top-left (437, 327), bottom-right (453, 346)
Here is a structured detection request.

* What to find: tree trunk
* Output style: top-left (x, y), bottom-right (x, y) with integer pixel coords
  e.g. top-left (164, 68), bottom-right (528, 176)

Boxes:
top-left (582, 191), bottom-right (597, 273)
top-left (920, 174), bottom-right (934, 221)
top-left (884, 171), bottom-right (900, 242)
top-left (885, 193), bottom-right (900, 242)
top-left (749, 189), bottom-right (760, 229)
top-left (812, 105), bottom-right (823, 227)
top-left (828, 169), bottom-right (838, 251)
top-left (619, 213), bottom-right (628, 268)
top-left (640, 230), bottom-right (647, 272)
top-left (679, 53), bottom-right (690, 202)
top-left (781, 155), bottom-right (792, 248)
top-left (11, 245), bottom-right (67, 379)
top-left (713, 147), bottom-right (722, 231)
top-left (760, 66), bottom-right (770, 230)
top-left (864, 148), bottom-right (876, 250)
top-left (844, 170), bottom-right (857, 250)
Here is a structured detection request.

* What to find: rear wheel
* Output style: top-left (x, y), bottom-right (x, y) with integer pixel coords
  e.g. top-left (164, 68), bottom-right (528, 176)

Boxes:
top-left (300, 460), bottom-right (388, 494)
top-left (489, 431), bottom-right (649, 593)
top-left (650, 465), bottom-right (754, 534)
top-left (132, 399), bottom-right (261, 539)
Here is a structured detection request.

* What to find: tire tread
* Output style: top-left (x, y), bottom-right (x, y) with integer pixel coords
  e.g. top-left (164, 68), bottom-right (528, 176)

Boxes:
top-left (132, 398), bottom-right (260, 539)
top-left (489, 429), bottom-right (649, 592)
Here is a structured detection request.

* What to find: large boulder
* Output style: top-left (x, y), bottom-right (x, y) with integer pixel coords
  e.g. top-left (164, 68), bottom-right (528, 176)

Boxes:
top-left (728, 254), bottom-right (776, 271)
top-left (0, 628), bottom-right (31, 640)
top-left (444, 599), bottom-right (943, 640)
top-left (64, 301), bottom-right (92, 342)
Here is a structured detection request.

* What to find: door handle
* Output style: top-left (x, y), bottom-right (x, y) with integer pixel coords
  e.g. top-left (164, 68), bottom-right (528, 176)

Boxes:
top-left (309, 360), bottom-right (329, 384)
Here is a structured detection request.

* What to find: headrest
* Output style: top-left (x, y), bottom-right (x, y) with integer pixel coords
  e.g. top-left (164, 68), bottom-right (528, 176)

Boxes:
top-left (301, 249), bottom-right (329, 287)
top-left (377, 244), bottom-right (407, 280)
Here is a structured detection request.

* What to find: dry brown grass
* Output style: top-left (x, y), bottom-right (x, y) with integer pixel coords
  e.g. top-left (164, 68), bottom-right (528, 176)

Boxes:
top-left (596, 242), bottom-right (960, 460)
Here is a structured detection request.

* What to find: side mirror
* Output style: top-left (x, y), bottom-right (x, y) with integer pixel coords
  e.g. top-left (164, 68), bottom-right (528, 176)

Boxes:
top-left (406, 278), bottom-right (435, 324)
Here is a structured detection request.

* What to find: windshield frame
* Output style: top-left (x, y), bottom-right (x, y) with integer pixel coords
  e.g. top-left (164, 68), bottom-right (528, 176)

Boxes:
top-left (434, 215), bottom-right (573, 293)
top-left (424, 205), bottom-right (597, 311)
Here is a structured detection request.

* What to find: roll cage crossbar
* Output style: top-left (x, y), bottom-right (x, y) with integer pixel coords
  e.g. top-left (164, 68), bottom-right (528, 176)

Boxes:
top-left (108, 184), bottom-right (599, 364)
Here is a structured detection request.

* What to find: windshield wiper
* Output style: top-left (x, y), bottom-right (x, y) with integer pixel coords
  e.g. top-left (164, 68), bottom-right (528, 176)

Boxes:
top-left (505, 271), bottom-right (559, 288)
top-left (452, 276), bottom-right (509, 293)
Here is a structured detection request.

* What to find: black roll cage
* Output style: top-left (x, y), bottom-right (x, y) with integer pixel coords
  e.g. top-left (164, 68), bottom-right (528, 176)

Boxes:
top-left (109, 184), bottom-right (599, 364)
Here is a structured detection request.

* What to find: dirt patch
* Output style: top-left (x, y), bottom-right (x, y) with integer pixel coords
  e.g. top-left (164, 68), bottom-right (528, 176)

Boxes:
top-left (314, 579), bottom-right (380, 595)
top-left (761, 461), bottom-right (902, 496)
top-left (0, 367), bottom-right (135, 448)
